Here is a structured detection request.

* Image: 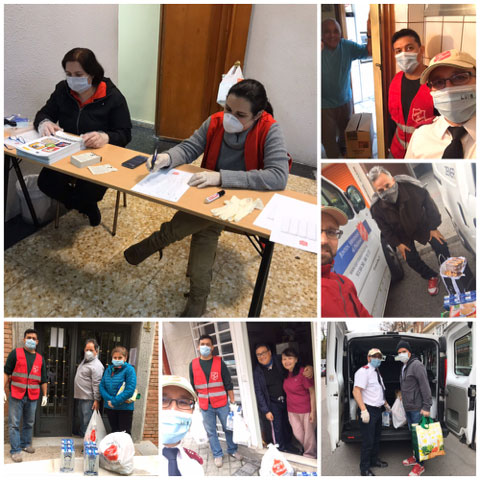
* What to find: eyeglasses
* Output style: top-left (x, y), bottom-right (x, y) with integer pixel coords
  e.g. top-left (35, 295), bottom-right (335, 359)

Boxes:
top-left (256, 350), bottom-right (270, 358)
top-left (162, 397), bottom-right (195, 410)
top-left (8, 135), bottom-right (26, 144)
top-left (428, 71), bottom-right (476, 90)
top-left (321, 229), bottom-right (343, 240)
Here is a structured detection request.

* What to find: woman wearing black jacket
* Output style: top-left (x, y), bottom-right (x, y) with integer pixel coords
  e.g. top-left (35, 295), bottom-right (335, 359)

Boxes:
top-left (34, 47), bottom-right (132, 226)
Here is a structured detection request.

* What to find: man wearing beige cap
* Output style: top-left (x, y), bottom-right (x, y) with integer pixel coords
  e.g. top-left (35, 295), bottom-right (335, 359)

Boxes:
top-left (353, 348), bottom-right (391, 476)
top-left (162, 375), bottom-right (204, 476)
top-left (321, 205), bottom-right (372, 317)
top-left (406, 49), bottom-right (476, 158)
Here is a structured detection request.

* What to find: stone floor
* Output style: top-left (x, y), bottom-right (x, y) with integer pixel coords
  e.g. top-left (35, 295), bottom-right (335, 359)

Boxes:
top-left (4, 170), bottom-right (317, 318)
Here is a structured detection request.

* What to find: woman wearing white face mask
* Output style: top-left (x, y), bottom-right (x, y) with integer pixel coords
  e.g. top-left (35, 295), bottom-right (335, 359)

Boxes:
top-left (34, 47), bottom-right (132, 226)
top-left (124, 79), bottom-right (290, 317)
top-left (73, 339), bottom-right (104, 438)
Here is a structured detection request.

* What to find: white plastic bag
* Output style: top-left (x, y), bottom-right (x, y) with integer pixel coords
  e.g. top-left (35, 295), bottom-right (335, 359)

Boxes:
top-left (232, 407), bottom-right (251, 446)
top-left (84, 409), bottom-right (107, 446)
top-left (188, 405), bottom-right (209, 444)
top-left (260, 443), bottom-right (294, 476)
top-left (99, 432), bottom-right (135, 475)
top-left (392, 397), bottom-right (407, 429)
top-left (217, 64), bottom-right (244, 106)
top-left (226, 403), bottom-right (235, 431)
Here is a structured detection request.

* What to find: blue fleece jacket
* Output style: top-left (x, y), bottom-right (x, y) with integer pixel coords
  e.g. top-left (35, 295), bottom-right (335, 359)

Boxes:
top-left (99, 362), bottom-right (137, 411)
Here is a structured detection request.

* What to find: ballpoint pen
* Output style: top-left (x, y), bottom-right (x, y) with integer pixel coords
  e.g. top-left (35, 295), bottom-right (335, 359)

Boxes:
top-left (151, 147), bottom-right (158, 170)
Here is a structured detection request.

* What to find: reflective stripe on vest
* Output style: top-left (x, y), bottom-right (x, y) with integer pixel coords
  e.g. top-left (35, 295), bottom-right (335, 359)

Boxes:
top-left (11, 348), bottom-right (43, 401)
top-left (395, 122), bottom-right (417, 134)
top-left (192, 356), bottom-right (228, 410)
top-left (395, 128), bottom-right (408, 149)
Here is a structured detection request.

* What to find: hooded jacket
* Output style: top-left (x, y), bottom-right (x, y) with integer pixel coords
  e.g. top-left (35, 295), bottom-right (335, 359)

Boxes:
top-left (399, 354), bottom-right (432, 412)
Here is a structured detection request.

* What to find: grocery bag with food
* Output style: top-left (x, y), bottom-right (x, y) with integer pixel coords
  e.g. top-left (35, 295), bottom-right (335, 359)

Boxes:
top-left (260, 444), bottom-right (295, 476)
top-left (411, 416), bottom-right (445, 463)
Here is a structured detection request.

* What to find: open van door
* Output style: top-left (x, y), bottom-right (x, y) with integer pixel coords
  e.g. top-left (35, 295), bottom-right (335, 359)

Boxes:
top-left (326, 322), bottom-right (347, 452)
top-left (443, 322), bottom-right (476, 448)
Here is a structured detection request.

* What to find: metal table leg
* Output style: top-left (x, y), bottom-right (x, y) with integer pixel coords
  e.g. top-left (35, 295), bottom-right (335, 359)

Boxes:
top-left (112, 190), bottom-right (121, 236)
top-left (248, 238), bottom-right (275, 317)
top-left (4, 155), bottom-right (11, 216)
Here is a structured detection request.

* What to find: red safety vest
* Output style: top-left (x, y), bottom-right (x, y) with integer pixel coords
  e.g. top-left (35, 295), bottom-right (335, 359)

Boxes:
top-left (388, 71), bottom-right (435, 158)
top-left (192, 356), bottom-right (227, 410)
top-left (11, 348), bottom-right (43, 400)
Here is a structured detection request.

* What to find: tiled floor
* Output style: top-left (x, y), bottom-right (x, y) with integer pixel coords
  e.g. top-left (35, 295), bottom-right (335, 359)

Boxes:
top-left (4, 168), bottom-right (317, 318)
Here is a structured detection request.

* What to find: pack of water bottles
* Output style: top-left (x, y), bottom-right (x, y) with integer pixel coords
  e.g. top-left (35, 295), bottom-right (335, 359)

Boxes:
top-left (84, 441), bottom-right (100, 476)
top-left (60, 438), bottom-right (75, 472)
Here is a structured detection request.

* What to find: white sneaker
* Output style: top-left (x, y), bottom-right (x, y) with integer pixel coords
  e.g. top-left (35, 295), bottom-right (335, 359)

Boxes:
top-left (214, 456), bottom-right (223, 468)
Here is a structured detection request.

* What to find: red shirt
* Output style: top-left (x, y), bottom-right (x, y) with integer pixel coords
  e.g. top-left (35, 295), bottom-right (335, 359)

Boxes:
top-left (70, 81), bottom-right (107, 108)
top-left (283, 367), bottom-right (314, 414)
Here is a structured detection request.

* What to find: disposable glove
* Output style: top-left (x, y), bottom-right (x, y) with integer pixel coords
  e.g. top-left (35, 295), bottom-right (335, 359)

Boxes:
top-left (147, 152), bottom-right (171, 172)
top-left (384, 403), bottom-right (392, 413)
top-left (188, 171), bottom-right (221, 189)
top-left (211, 196), bottom-right (264, 223)
top-left (38, 120), bottom-right (62, 136)
top-left (361, 409), bottom-right (370, 423)
top-left (82, 131), bottom-right (109, 149)
top-left (41, 396), bottom-right (48, 407)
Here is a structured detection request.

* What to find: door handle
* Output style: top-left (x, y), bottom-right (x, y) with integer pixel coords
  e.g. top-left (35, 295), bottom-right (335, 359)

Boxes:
top-left (375, 63), bottom-right (383, 72)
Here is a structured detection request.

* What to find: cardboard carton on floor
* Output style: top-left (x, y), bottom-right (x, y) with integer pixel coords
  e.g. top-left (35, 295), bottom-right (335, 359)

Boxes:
top-left (345, 113), bottom-right (373, 158)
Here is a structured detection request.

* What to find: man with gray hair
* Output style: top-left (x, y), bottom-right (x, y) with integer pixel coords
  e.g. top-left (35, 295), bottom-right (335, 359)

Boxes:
top-left (368, 166), bottom-right (450, 295)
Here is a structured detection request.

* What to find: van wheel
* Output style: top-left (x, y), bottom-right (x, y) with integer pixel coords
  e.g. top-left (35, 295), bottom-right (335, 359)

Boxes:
top-left (381, 236), bottom-right (404, 283)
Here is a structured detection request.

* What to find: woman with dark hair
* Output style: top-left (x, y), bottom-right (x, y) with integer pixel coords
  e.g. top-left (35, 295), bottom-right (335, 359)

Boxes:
top-left (281, 348), bottom-right (317, 458)
top-left (34, 47), bottom-right (132, 226)
top-left (99, 346), bottom-right (137, 435)
top-left (124, 79), bottom-right (290, 317)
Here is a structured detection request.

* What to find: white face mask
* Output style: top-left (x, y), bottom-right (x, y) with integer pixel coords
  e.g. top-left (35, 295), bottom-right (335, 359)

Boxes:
top-left (84, 351), bottom-right (95, 362)
top-left (430, 84), bottom-right (476, 124)
top-left (395, 52), bottom-right (420, 74)
top-left (67, 76), bottom-right (91, 93)
top-left (223, 113), bottom-right (244, 133)
top-left (397, 352), bottom-right (409, 363)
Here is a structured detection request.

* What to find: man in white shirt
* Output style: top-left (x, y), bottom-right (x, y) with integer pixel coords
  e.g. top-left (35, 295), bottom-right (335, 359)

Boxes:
top-left (406, 49), bottom-right (476, 159)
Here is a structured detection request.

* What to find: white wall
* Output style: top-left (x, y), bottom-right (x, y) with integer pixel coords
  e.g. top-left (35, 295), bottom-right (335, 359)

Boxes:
top-left (4, 4), bottom-right (119, 221)
top-left (244, 5), bottom-right (317, 166)
top-left (162, 322), bottom-right (196, 381)
top-left (118, 5), bottom-right (160, 125)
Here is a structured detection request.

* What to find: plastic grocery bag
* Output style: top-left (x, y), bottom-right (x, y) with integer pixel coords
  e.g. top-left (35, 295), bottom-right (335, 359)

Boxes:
top-left (99, 432), bottom-right (135, 475)
top-left (392, 398), bottom-right (407, 429)
top-left (412, 416), bottom-right (445, 462)
top-left (84, 409), bottom-right (107, 445)
top-left (188, 405), bottom-right (209, 445)
top-left (260, 444), bottom-right (295, 476)
top-left (232, 407), bottom-right (251, 446)
top-left (217, 64), bottom-right (244, 106)
top-left (226, 403), bottom-right (235, 431)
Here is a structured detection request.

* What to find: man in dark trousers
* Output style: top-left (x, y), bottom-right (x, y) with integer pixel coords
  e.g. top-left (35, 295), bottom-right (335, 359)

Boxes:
top-left (368, 166), bottom-right (451, 296)
top-left (4, 328), bottom-right (48, 463)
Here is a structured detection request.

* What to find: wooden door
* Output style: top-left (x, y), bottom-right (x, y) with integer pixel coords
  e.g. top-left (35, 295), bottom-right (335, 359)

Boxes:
top-left (155, 4), bottom-right (252, 140)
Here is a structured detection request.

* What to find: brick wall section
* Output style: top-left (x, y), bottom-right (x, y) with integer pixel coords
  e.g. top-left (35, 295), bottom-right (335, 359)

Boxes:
top-left (142, 322), bottom-right (158, 446)
top-left (4, 322), bottom-right (13, 440)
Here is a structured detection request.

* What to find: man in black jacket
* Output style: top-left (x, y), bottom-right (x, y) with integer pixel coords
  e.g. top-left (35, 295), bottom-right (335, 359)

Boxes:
top-left (368, 166), bottom-right (450, 296)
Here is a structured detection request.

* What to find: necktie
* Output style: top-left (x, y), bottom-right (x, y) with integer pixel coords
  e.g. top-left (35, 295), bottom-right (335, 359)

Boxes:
top-left (375, 369), bottom-right (386, 401)
top-left (163, 447), bottom-right (181, 476)
top-left (442, 126), bottom-right (467, 158)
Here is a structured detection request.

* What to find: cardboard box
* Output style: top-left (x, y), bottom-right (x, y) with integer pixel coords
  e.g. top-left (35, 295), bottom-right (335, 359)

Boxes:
top-left (345, 113), bottom-right (373, 158)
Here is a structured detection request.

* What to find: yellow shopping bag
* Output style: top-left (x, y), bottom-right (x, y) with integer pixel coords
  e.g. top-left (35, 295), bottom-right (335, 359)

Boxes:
top-left (412, 416), bottom-right (445, 462)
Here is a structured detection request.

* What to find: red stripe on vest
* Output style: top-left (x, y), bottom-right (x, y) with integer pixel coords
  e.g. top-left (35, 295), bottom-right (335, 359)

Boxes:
top-left (11, 348), bottom-right (43, 401)
top-left (388, 71), bottom-right (435, 158)
top-left (192, 356), bottom-right (227, 410)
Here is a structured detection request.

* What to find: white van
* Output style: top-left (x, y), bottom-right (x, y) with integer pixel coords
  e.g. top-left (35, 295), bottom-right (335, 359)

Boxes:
top-left (432, 162), bottom-right (476, 255)
top-left (326, 322), bottom-right (476, 452)
top-left (321, 176), bottom-right (404, 317)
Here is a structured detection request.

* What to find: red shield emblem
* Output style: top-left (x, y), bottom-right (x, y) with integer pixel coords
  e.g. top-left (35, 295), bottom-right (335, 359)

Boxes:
top-left (433, 50), bottom-right (451, 63)
top-left (357, 222), bottom-right (369, 242)
top-left (412, 108), bottom-right (427, 124)
top-left (211, 371), bottom-right (219, 381)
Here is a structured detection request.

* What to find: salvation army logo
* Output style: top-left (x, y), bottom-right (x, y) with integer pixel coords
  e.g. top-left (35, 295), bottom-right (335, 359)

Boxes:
top-left (433, 50), bottom-right (452, 63)
top-left (211, 371), bottom-right (219, 381)
top-left (412, 108), bottom-right (427, 124)
top-left (357, 222), bottom-right (369, 242)
top-left (32, 366), bottom-right (40, 374)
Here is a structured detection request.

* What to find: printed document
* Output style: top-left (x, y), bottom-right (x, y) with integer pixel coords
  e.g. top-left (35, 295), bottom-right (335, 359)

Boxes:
top-left (131, 168), bottom-right (194, 203)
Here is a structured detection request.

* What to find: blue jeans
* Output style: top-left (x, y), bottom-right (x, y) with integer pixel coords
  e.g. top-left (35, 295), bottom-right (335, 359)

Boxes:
top-left (201, 403), bottom-right (237, 458)
top-left (77, 399), bottom-right (94, 437)
top-left (8, 394), bottom-right (38, 454)
top-left (406, 410), bottom-right (424, 467)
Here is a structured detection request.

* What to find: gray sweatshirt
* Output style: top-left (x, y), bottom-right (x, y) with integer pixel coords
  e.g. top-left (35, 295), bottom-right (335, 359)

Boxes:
top-left (399, 355), bottom-right (432, 412)
top-left (165, 116), bottom-right (289, 191)
top-left (74, 357), bottom-right (105, 401)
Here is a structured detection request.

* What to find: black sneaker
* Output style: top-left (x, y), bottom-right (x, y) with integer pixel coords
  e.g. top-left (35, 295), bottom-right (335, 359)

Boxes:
top-left (80, 204), bottom-right (101, 227)
top-left (361, 469), bottom-right (375, 476)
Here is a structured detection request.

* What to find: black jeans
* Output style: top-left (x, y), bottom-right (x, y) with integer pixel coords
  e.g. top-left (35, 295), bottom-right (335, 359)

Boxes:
top-left (359, 405), bottom-right (382, 473)
top-left (106, 409), bottom-right (133, 435)
top-left (269, 399), bottom-right (292, 451)
top-left (404, 237), bottom-right (450, 280)
top-left (38, 168), bottom-right (107, 211)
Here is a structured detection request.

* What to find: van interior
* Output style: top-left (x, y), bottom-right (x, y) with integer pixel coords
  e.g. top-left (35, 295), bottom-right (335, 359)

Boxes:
top-left (342, 334), bottom-right (447, 442)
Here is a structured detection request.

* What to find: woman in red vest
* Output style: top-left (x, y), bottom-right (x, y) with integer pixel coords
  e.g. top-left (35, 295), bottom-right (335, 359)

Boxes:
top-left (124, 79), bottom-right (290, 316)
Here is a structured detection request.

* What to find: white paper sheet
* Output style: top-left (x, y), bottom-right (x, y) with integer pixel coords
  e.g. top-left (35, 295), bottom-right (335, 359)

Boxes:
top-left (254, 193), bottom-right (318, 253)
top-left (131, 168), bottom-right (194, 203)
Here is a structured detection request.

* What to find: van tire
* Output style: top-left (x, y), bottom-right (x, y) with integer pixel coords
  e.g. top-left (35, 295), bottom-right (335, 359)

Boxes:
top-left (381, 236), bottom-right (404, 283)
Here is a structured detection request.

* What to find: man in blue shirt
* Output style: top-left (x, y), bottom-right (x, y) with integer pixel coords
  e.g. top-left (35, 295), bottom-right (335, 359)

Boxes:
top-left (322, 17), bottom-right (371, 158)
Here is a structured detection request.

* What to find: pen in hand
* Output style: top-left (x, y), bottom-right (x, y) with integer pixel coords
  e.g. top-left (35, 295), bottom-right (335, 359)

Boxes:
top-left (150, 148), bottom-right (158, 171)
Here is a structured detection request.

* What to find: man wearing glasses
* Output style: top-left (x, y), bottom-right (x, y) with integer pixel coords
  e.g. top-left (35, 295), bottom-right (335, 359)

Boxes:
top-left (321, 205), bottom-right (372, 317)
top-left (406, 49), bottom-right (476, 158)
top-left (161, 375), bottom-right (204, 476)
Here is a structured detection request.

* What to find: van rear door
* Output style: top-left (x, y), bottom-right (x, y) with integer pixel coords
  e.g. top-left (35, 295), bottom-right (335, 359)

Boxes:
top-left (326, 322), bottom-right (347, 452)
top-left (443, 322), bottom-right (476, 446)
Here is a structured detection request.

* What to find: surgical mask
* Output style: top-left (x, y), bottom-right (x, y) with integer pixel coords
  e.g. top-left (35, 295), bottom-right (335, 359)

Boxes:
top-left (25, 339), bottom-right (36, 350)
top-left (370, 358), bottom-right (382, 369)
top-left (84, 351), bottom-right (95, 362)
top-left (199, 345), bottom-right (212, 357)
top-left (66, 76), bottom-right (91, 93)
top-left (397, 352), bottom-right (409, 363)
top-left (430, 85), bottom-right (476, 124)
top-left (378, 182), bottom-right (399, 203)
top-left (162, 409), bottom-right (193, 445)
top-left (395, 52), bottom-right (419, 74)
top-left (112, 359), bottom-right (124, 367)
top-left (223, 113), bottom-right (244, 133)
